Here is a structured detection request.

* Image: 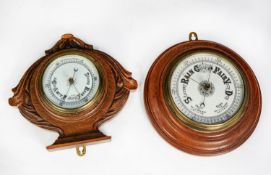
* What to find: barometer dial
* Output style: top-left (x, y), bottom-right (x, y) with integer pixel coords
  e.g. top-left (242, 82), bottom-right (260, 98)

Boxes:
top-left (42, 54), bottom-right (100, 109)
top-left (169, 52), bottom-right (245, 125)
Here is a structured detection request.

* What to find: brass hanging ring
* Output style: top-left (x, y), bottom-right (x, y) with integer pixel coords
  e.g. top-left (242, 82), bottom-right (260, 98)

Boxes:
top-left (189, 32), bottom-right (198, 41)
top-left (76, 145), bottom-right (86, 156)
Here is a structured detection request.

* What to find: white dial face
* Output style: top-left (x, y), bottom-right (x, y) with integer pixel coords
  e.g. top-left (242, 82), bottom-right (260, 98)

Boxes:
top-left (42, 54), bottom-right (100, 109)
top-left (169, 52), bottom-right (245, 125)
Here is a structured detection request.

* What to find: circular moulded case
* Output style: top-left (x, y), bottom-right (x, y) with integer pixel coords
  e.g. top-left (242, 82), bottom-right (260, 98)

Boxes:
top-left (144, 32), bottom-right (261, 156)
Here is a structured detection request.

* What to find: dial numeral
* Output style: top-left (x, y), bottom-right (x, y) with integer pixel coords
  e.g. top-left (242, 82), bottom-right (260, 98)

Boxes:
top-left (184, 96), bottom-right (192, 104)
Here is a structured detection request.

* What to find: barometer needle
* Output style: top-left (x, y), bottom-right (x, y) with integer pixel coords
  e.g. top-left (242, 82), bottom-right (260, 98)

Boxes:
top-left (63, 85), bottom-right (71, 101)
top-left (64, 68), bottom-right (78, 101)
top-left (72, 68), bottom-right (78, 79)
top-left (190, 78), bottom-right (200, 84)
top-left (73, 84), bottom-right (81, 98)
top-left (201, 96), bottom-right (206, 108)
top-left (207, 65), bottom-right (212, 82)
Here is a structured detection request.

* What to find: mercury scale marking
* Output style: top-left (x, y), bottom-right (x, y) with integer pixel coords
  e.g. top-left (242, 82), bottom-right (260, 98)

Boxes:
top-left (170, 52), bottom-right (244, 125)
top-left (42, 54), bottom-right (100, 109)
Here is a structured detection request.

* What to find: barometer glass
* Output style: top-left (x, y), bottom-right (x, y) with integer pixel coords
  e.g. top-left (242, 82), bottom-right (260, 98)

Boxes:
top-left (169, 52), bottom-right (245, 125)
top-left (42, 54), bottom-right (100, 109)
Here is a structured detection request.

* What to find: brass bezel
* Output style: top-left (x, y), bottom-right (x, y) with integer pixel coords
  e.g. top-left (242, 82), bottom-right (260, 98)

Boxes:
top-left (39, 50), bottom-right (104, 114)
top-left (164, 50), bottom-right (249, 133)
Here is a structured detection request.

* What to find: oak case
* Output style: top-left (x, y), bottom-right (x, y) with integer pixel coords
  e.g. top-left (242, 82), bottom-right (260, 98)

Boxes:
top-left (144, 33), bottom-right (261, 156)
top-left (9, 34), bottom-right (137, 150)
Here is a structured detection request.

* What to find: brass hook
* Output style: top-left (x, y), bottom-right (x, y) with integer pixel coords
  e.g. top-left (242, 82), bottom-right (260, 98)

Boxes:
top-left (189, 32), bottom-right (198, 41)
top-left (76, 145), bottom-right (86, 156)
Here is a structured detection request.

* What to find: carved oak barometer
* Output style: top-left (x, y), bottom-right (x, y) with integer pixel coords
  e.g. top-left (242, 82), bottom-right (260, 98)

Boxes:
top-left (144, 32), bottom-right (261, 155)
top-left (9, 34), bottom-right (137, 156)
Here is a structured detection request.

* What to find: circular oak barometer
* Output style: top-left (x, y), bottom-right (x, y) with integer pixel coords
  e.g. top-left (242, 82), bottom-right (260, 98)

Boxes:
top-left (9, 34), bottom-right (137, 156)
top-left (144, 32), bottom-right (261, 155)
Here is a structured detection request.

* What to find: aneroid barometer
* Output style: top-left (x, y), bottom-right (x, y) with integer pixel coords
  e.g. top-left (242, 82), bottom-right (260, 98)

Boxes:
top-left (144, 32), bottom-right (261, 155)
top-left (9, 34), bottom-right (137, 156)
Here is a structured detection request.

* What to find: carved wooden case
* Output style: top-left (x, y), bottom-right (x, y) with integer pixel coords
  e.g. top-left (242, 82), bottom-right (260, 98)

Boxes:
top-left (9, 34), bottom-right (137, 150)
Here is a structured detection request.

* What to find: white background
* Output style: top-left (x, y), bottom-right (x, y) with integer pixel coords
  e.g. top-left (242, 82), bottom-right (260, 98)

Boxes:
top-left (0, 0), bottom-right (270, 174)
